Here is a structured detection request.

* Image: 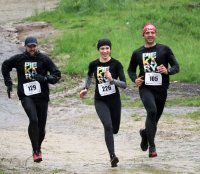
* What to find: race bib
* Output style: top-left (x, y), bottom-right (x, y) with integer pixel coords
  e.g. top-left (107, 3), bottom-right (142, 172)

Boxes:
top-left (23, 81), bottom-right (41, 96)
top-left (145, 72), bottom-right (162, 86)
top-left (98, 82), bottom-right (116, 96)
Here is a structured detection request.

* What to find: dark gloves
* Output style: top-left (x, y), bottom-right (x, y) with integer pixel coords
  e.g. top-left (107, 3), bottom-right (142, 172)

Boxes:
top-left (46, 75), bottom-right (60, 84)
top-left (32, 74), bottom-right (60, 84)
top-left (33, 74), bottom-right (47, 83)
top-left (7, 85), bottom-right (12, 98)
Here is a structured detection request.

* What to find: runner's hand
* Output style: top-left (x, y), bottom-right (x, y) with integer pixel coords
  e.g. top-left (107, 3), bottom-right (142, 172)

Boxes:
top-left (157, 64), bottom-right (168, 75)
top-left (135, 76), bottom-right (144, 87)
top-left (33, 74), bottom-right (47, 82)
top-left (7, 85), bottom-right (12, 99)
top-left (105, 70), bottom-right (113, 81)
top-left (80, 89), bottom-right (87, 98)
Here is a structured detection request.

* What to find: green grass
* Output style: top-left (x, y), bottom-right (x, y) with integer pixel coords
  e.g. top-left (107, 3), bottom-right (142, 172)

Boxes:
top-left (121, 95), bottom-right (200, 107)
top-left (0, 167), bottom-right (4, 174)
top-left (131, 113), bottom-right (142, 121)
top-left (181, 110), bottom-right (200, 120)
top-left (166, 96), bottom-right (200, 106)
top-left (120, 93), bottom-right (143, 107)
top-left (28, 0), bottom-right (200, 83)
top-left (80, 91), bottom-right (200, 107)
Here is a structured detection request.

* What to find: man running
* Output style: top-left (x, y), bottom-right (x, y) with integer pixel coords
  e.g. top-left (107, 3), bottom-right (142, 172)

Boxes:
top-left (1, 36), bottom-right (61, 162)
top-left (80, 38), bottom-right (126, 167)
top-left (128, 24), bottom-right (179, 157)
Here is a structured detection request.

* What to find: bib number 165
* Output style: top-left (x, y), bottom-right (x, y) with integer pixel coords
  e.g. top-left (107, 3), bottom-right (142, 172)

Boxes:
top-left (150, 76), bottom-right (158, 82)
top-left (145, 72), bottom-right (162, 86)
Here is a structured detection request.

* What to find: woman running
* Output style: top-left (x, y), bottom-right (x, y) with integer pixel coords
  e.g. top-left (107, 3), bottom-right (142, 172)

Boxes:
top-left (80, 38), bottom-right (126, 167)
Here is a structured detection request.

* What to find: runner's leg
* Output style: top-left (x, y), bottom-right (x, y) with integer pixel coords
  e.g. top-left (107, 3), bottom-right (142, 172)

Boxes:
top-left (21, 97), bottom-right (39, 152)
top-left (109, 97), bottom-right (121, 134)
top-left (139, 88), bottom-right (157, 147)
top-left (155, 90), bottom-right (167, 133)
top-left (95, 100), bottom-right (115, 158)
top-left (36, 101), bottom-right (48, 151)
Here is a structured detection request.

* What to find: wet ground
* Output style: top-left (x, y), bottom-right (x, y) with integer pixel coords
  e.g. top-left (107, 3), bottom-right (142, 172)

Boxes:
top-left (0, 1), bottom-right (200, 174)
top-left (0, 0), bottom-right (59, 24)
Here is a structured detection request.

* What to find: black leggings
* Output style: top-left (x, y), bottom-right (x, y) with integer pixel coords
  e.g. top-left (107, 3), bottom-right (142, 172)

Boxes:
top-left (21, 97), bottom-right (48, 152)
top-left (95, 97), bottom-right (121, 158)
top-left (139, 87), bottom-right (167, 147)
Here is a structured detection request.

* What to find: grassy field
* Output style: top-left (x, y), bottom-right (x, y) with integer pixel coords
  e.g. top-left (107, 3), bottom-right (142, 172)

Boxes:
top-left (28, 0), bottom-right (200, 83)
top-left (0, 168), bottom-right (4, 174)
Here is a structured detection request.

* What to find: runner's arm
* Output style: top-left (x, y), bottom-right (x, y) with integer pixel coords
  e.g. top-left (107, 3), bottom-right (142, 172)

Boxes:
top-left (80, 75), bottom-right (92, 97)
top-left (1, 56), bottom-right (17, 86)
top-left (128, 52), bottom-right (138, 82)
top-left (80, 71), bottom-right (92, 98)
top-left (167, 47), bottom-right (180, 75)
top-left (110, 79), bottom-right (126, 89)
top-left (1, 56), bottom-right (17, 98)
top-left (110, 62), bottom-right (126, 89)
top-left (83, 62), bottom-right (94, 90)
top-left (46, 56), bottom-right (61, 84)
top-left (83, 75), bottom-right (92, 89)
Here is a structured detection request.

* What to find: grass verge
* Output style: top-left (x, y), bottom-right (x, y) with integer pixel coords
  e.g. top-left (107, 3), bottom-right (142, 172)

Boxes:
top-left (28, 0), bottom-right (200, 83)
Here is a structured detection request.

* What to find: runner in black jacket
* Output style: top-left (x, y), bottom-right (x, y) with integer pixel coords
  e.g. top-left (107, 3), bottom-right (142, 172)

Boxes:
top-left (80, 38), bottom-right (126, 167)
top-left (128, 24), bottom-right (179, 158)
top-left (1, 36), bottom-right (61, 162)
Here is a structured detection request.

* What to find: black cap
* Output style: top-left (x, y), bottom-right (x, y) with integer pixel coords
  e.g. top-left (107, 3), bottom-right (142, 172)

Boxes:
top-left (25, 36), bottom-right (38, 46)
top-left (97, 38), bottom-right (111, 50)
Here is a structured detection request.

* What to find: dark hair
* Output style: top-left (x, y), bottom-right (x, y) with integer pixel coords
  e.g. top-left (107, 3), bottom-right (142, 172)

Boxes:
top-left (97, 38), bottom-right (111, 50)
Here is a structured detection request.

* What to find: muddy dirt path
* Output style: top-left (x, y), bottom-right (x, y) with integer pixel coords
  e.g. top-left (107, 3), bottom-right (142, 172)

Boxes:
top-left (0, 1), bottom-right (200, 174)
top-left (0, 0), bottom-right (59, 24)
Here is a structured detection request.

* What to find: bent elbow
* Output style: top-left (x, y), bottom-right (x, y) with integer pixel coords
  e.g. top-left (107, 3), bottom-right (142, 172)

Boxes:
top-left (122, 82), bottom-right (127, 89)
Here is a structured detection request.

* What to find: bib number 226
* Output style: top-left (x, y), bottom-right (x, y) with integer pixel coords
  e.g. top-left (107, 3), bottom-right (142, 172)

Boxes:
top-left (102, 85), bottom-right (111, 91)
top-left (98, 82), bottom-right (116, 96)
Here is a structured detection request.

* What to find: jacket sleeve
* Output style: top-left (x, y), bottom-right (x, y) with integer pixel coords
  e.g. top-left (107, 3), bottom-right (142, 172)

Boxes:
top-left (84, 75), bottom-right (92, 89)
top-left (127, 51), bottom-right (138, 82)
top-left (167, 47), bottom-right (180, 75)
top-left (45, 56), bottom-right (61, 84)
top-left (110, 62), bottom-right (127, 89)
top-left (1, 55), bottom-right (17, 86)
top-left (83, 62), bottom-right (94, 89)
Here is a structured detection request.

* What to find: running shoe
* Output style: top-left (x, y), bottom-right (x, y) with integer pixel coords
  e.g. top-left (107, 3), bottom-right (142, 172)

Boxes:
top-left (33, 151), bottom-right (42, 163)
top-left (110, 155), bottom-right (119, 167)
top-left (139, 129), bottom-right (148, 151)
top-left (38, 150), bottom-right (42, 160)
top-left (149, 146), bottom-right (157, 158)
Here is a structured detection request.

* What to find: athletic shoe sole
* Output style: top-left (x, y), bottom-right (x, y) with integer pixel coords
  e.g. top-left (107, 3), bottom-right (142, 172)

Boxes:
top-left (149, 152), bottom-right (158, 158)
top-left (33, 152), bottom-right (43, 163)
top-left (111, 156), bottom-right (119, 167)
top-left (139, 129), bottom-right (148, 151)
top-left (34, 158), bottom-right (42, 163)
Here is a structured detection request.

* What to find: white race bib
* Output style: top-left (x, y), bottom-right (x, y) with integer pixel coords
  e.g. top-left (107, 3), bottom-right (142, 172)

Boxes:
top-left (98, 82), bottom-right (116, 96)
top-left (145, 72), bottom-right (162, 86)
top-left (23, 81), bottom-right (41, 96)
